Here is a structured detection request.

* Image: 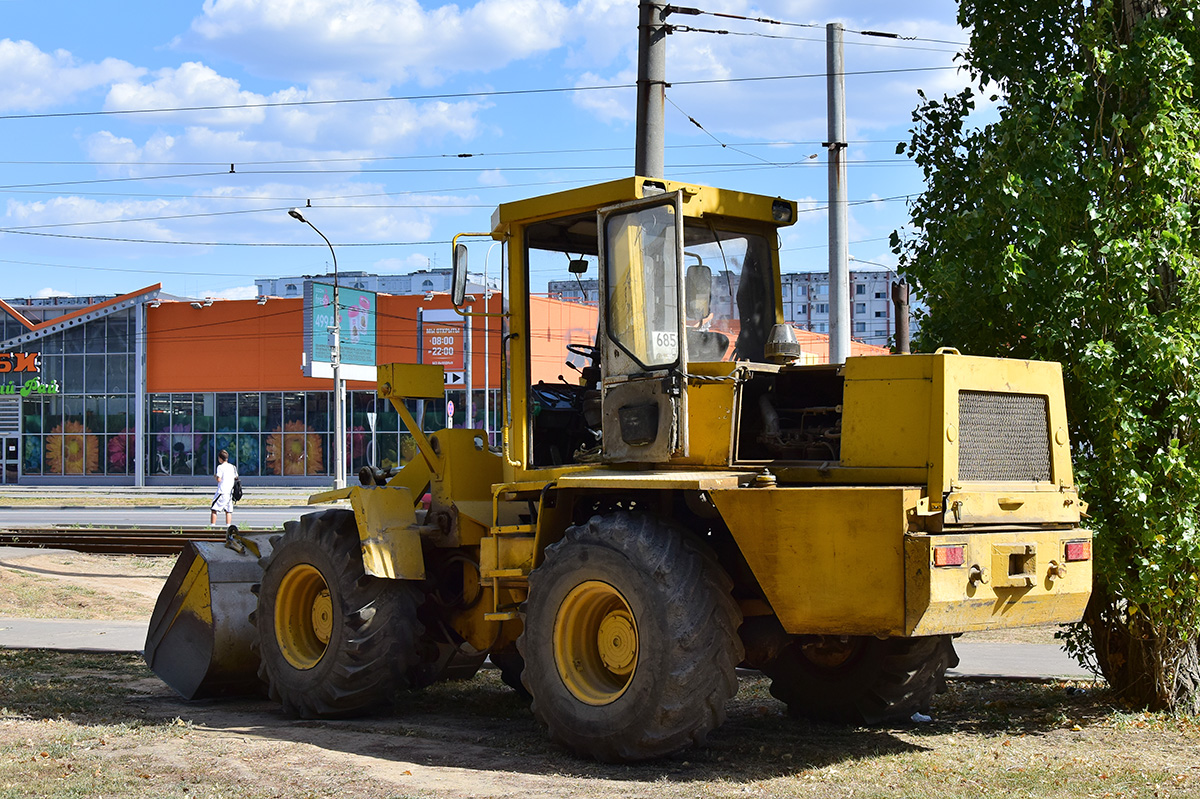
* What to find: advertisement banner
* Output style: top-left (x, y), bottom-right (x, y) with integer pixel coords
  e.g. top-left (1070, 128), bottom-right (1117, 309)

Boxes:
top-left (303, 281), bottom-right (377, 380)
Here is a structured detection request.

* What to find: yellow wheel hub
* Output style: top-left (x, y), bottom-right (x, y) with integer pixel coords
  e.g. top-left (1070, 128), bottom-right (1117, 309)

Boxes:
top-left (554, 580), bottom-right (638, 705)
top-left (275, 563), bottom-right (333, 670)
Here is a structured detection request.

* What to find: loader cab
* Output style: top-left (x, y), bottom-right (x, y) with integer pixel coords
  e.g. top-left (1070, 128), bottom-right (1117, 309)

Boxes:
top-left (452, 177), bottom-right (796, 478)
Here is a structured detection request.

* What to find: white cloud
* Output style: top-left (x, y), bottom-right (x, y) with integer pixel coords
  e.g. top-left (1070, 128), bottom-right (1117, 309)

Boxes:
top-left (185, 0), bottom-right (572, 83)
top-left (477, 169), bottom-right (507, 186)
top-left (95, 68), bottom-right (488, 157)
top-left (208, 285), bottom-right (259, 300)
top-left (5, 197), bottom-right (174, 241)
top-left (33, 287), bottom-right (71, 298)
top-left (0, 39), bottom-right (143, 111)
top-left (105, 61), bottom-right (268, 126)
top-left (573, 71), bottom-right (635, 124)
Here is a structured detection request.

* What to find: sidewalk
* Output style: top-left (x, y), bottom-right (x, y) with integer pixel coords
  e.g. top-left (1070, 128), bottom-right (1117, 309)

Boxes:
top-left (0, 485), bottom-right (317, 501)
top-left (0, 617), bottom-right (149, 653)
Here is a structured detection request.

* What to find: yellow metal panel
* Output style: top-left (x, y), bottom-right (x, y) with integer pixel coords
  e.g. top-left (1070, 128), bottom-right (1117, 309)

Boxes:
top-left (678, 374), bottom-right (738, 466)
top-left (307, 486), bottom-right (354, 505)
top-left (935, 353), bottom-right (1072, 494)
top-left (479, 535), bottom-right (535, 577)
top-left (176, 555), bottom-right (213, 626)
top-left (942, 487), bottom-right (1082, 525)
top-left (432, 429), bottom-right (503, 503)
top-left (904, 528), bottom-right (1092, 635)
top-left (349, 485), bottom-right (425, 580)
top-left (556, 468), bottom-right (751, 490)
top-left (377, 362), bottom-right (446, 400)
top-left (495, 177), bottom-right (796, 230)
top-left (840, 369), bottom-right (933, 470)
top-left (709, 486), bottom-right (920, 636)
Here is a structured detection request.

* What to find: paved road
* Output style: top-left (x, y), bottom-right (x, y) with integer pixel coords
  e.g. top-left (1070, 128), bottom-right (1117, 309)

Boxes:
top-left (0, 504), bottom-right (321, 530)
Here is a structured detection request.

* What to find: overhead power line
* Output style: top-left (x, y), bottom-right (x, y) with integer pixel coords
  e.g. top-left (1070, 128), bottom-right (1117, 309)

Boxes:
top-left (667, 24), bottom-right (961, 54)
top-left (0, 67), bottom-right (955, 124)
top-left (0, 139), bottom-right (909, 169)
top-left (664, 5), bottom-right (969, 48)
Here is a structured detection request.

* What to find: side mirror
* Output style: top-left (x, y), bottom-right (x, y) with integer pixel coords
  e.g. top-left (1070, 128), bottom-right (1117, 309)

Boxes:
top-left (568, 258), bottom-right (589, 275)
top-left (685, 263), bottom-right (712, 322)
top-left (451, 243), bottom-right (468, 306)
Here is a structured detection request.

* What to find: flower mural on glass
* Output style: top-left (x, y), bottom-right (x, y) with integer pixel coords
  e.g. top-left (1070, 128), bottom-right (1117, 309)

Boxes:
top-left (238, 436), bottom-right (260, 476)
top-left (265, 421), bottom-right (324, 476)
top-left (155, 424), bottom-right (198, 474)
top-left (23, 436), bottom-right (41, 474)
top-left (107, 428), bottom-right (133, 473)
top-left (44, 421), bottom-right (99, 475)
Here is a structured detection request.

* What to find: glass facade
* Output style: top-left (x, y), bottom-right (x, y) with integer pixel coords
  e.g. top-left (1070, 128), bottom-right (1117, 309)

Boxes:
top-left (7, 299), bottom-right (502, 483)
top-left (20, 310), bottom-right (136, 477)
top-left (141, 389), bottom-right (499, 479)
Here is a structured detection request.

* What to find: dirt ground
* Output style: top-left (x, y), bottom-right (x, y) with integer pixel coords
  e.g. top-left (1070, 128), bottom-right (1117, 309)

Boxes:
top-left (2, 650), bottom-right (1197, 799)
top-left (5, 550), bottom-right (1170, 799)
top-left (0, 550), bottom-right (173, 620)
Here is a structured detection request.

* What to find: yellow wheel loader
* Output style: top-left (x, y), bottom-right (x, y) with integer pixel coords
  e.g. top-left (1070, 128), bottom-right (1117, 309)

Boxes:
top-left (146, 176), bottom-right (1092, 762)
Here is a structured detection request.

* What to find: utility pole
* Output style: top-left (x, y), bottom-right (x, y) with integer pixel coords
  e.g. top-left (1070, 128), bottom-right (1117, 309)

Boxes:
top-left (289, 209), bottom-right (346, 489)
top-left (892, 281), bottom-right (911, 354)
top-left (635, 0), bottom-right (668, 178)
top-left (826, 23), bottom-right (851, 365)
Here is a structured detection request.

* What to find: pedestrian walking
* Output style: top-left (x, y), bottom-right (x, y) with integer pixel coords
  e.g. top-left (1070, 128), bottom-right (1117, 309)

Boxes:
top-left (211, 449), bottom-right (238, 527)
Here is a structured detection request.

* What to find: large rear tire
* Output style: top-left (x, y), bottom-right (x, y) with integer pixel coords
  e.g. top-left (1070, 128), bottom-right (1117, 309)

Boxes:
top-left (764, 634), bottom-right (958, 724)
top-left (518, 512), bottom-right (743, 762)
top-left (252, 509), bottom-right (423, 718)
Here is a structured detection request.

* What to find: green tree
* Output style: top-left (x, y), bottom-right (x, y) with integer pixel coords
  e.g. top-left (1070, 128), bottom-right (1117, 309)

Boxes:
top-left (894, 0), bottom-right (1200, 711)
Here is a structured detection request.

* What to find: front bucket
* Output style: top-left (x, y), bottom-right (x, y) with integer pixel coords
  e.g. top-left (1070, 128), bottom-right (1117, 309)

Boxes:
top-left (144, 533), bottom-right (275, 700)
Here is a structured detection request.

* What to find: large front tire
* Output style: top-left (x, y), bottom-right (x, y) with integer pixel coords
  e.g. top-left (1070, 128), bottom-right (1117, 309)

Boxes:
top-left (253, 509), bottom-right (423, 718)
top-left (764, 634), bottom-right (958, 724)
top-left (518, 512), bottom-right (743, 762)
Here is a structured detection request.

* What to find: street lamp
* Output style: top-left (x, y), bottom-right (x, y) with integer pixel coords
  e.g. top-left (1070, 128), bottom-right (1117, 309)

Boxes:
top-left (289, 208), bottom-right (346, 489)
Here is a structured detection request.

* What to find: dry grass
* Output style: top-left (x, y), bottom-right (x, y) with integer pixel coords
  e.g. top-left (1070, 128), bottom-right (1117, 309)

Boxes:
top-left (0, 553), bottom-right (171, 620)
top-left (1, 650), bottom-right (1197, 799)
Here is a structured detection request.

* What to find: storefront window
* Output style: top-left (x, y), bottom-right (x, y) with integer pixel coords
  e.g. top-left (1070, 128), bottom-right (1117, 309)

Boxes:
top-left (261, 394), bottom-right (282, 434)
top-left (64, 355), bottom-right (83, 390)
top-left (238, 393), bottom-right (260, 432)
top-left (85, 354), bottom-right (106, 394)
top-left (105, 355), bottom-right (129, 394)
top-left (216, 394), bottom-right (237, 433)
top-left (63, 325), bottom-right (84, 356)
top-left (85, 319), bottom-right (107, 353)
top-left (106, 395), bottom-right (131, 475)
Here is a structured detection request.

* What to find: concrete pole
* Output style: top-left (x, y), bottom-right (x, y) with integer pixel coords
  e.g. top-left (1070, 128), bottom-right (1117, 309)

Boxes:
top-left (332, 277), bottom-right (345, 489)
top-left (635, 0), bottom-right (668, 178)
top-left (135, 299), bottom-right (147, 487)
top-left (892, 281), bottom-right (911, 354)
top-left (289, 209), bottom-right (345, 487)
top-left (464, 305), bottom-right (472, 430)
top-left (826, 23), bottom-right (851, 365)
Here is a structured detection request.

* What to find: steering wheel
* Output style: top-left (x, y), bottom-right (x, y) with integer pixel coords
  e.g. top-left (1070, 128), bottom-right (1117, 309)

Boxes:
top-left (566, 343), bottom-right (600, 361)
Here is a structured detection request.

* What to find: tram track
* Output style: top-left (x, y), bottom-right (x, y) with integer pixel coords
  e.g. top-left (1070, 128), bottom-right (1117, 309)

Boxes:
top-left (0, 527), bottom-right (261, 556)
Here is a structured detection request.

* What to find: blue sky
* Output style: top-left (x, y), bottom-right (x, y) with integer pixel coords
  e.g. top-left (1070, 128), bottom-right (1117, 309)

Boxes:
top-left (0, 0), bottom-right (973, 301)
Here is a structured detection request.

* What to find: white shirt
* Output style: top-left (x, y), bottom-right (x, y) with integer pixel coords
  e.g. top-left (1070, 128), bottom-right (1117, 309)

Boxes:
top-left (216, 461), bottom-right (237, 497)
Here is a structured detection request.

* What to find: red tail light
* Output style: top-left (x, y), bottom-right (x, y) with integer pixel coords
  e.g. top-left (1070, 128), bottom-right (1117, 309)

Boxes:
top-left (1065, 540), bottom-right (1091, 562)
top-left (933, 545), bottom-right (965, 567)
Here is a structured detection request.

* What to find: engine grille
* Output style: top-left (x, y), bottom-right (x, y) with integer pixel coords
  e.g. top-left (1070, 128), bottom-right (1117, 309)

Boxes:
top-left (957, 391), bottom-right (1051, 482)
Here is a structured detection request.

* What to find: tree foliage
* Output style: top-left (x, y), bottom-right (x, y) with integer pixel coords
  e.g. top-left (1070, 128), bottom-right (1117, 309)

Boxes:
top-left (894, 0), bottom-right (1200, 711)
